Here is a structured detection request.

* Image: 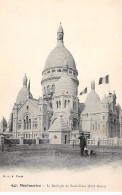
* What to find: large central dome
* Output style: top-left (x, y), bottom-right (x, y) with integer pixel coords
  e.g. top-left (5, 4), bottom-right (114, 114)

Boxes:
top-left (44, 44), bottom-right (76, 71)
top-left (43, 23), bottom-right (76, 71)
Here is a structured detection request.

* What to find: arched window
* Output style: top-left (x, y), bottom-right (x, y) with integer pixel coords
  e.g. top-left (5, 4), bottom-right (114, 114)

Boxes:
top-left (72, 119), bottom-right (78, 130)
top-left (59, 100), bottom-right (61, 108)
top-left (73, 101), bottom-right (76, 109)
top-left (26, 116), bottom-right (29, 129)
top-left (44, 87), bottom-right (46, 94)
top-left (47, 85), bottom-right (50, 94)
top-left (57, 69), bottom-right (61, 72)
top-left (69, 70), bottom-right (72, 74)
top-left (64, 100), bottom-right (67, 108)
top-left (93, 125), bottom-right (94, 130)
top-left (24, 119), bottom-right (26, 129)
top-left (95, 122), bottom-right (97, 130)
top-left (29, 119), bottom-right (31, 129)
top-left (98, 124), bottom-right (100, 130)
top-left (24, 115), bottom-right (31, 130)
top-left (56, 101), bottom-right (58, 108)
top-left (52, 85), bottom-right (55, 92)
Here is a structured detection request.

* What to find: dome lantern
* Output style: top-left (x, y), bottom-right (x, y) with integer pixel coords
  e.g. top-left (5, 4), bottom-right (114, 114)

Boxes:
top-left (57, 22), bottom-right (64, 43)
top-left (91, 81), bottom-right (95, 91)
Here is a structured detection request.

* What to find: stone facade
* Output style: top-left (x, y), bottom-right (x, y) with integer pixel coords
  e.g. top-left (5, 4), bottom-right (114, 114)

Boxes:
top-left (81, 81), bottom-right (121, 139)
top-left (0, 24), bottom-right (122, 143)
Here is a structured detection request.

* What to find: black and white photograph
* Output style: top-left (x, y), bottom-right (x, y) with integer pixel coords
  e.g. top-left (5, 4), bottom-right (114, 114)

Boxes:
top-left (0, 0), bottom-right (122, 192)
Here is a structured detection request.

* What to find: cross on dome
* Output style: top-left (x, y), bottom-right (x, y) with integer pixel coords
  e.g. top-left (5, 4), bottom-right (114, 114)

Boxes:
top-left (91, 81), bottom-right (95, 91)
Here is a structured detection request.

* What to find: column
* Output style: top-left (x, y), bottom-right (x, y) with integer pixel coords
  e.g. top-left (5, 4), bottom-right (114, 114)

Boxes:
top-left (71, 96), bottom-right (73, 109)
top-left (36, 136), bottom-right (39, 145)
top-left (20, 136), bottom-right (24, 145)
top-left (113, 137), bottom-right (119, 146)
top-left (0, 135), bottom-right (5, 146)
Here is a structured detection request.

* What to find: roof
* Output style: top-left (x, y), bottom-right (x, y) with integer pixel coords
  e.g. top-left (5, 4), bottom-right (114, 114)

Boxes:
top-left (57, 23), bottom-right (64, 33)
top-left (16, 87), bottom-right (33, 105)
top-left (1, 117), bottom-right (7, 124)
top-left (44, 24), bottom-right (76, 71)
top-left (55, 72), bottom-right (77, 96)
top-left (83, 81), bottom-right (102, 113)
top-left (44, 43), bottom-right (76, 71)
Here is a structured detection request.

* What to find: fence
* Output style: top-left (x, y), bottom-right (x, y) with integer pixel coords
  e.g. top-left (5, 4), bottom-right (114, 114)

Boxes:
top-left (4, 138), bottom-right (20, 145)
top-left (118, 138), bottom-right (122, 146)
top-left (0, 136), bottom-right (49, 147)
top-left (99, 139), bottom-right (114, 146)
top-left (23, 139), bottom-right (36, 145)
top-left (70, 137), bottom-right (122, 147)
top-left (87, 137), bottom-right (122, 147)
top-left (70, 139), bottom-right (80, 146)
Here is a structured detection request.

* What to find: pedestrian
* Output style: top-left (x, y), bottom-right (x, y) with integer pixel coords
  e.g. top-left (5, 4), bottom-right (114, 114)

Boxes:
top-left (78, 133), bottom-right (86, 156)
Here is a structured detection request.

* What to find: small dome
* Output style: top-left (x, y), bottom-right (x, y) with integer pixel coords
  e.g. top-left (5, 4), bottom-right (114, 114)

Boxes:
top-left (16, 74), bottom-right (33, 105)
top-left (55, 72), bottom-right (77, 96)
top-left (1, 117), bottom-right (7, 124)
top-left (102, 94), bottom-right (108, 104)
top-left (83, 81), bottom-right (101, 113)
top-left (16, 87), bottom-right (33, 105)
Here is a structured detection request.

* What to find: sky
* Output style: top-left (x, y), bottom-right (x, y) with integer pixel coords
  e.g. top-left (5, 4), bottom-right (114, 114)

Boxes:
top-left (0, 0), bottom-right (122, 121)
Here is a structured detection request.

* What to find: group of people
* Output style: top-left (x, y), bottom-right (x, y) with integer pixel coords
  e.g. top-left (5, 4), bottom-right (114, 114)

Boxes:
top-left (78, 133), bottom-right (96, 157)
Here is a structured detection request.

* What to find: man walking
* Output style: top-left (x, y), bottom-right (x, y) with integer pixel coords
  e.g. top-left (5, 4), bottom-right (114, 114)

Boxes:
top-left (78, 133), bottom-right (86, 156)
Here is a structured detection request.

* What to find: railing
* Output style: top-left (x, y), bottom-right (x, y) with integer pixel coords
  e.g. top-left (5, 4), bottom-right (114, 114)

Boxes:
top-left (87, 138), bottom-right (122, 147)
top-left (99, 139), bottom-right (114, 146)
top-left (87, 139), bottom-right (97, 146)
top-left (118, 138), bottom-right (122, 146)
top-left (70, 139), bottom-right (80, 146)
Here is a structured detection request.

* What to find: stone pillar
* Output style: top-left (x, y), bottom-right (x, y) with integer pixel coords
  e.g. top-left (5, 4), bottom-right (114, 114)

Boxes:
top-left (0, 135), bottom-right (5, 146)
top-left (95, 138), bottom-right (99, 146)
top-left (71, 96), bottom-right (73, 109)
top-left (20, 136), bottom-right (24, 145)
top-left (36, 136), bottom-right (39, 145)
top-left (113, 137), bottom-right (119, 146)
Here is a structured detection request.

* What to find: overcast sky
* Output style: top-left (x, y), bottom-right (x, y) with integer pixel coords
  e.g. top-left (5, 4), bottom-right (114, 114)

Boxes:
top-left (0, 0), bottom-right (122, 121)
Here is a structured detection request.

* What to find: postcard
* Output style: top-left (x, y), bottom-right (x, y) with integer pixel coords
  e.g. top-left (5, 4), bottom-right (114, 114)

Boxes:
top-left (0, 0), bottom-right (122, 192)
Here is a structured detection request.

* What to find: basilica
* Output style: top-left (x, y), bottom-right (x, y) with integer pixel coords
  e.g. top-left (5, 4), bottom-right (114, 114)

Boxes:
top-left (0, 24), bottom-right (122, 144)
